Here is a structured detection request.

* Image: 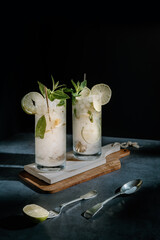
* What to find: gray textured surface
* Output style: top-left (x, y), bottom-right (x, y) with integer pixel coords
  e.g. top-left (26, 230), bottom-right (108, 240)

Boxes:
top-left (0, 133), bottom-right (160, 240)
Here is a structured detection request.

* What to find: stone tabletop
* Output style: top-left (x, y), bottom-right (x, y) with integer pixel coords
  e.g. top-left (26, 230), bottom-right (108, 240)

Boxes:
top-left (0, 133), bottom-right (160, 240)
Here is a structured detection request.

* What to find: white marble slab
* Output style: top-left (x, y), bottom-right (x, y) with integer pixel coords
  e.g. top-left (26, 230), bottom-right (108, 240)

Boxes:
top-left (24, 143), bottom-right (120, 184)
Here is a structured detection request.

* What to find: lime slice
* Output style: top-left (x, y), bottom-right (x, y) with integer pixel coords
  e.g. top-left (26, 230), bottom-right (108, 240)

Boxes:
top-left (91, 84), bottom-right (112, 105)
top-left (23, 204), bottom-right (49, 223)
top-left (21, 92), bottom-right (46, 115)
top-left (81, 123), bottom-right (101, 144)
top-left (80, 87), bottom-right (90, 97)
top-left (92, 95), bottom-right (101, 112)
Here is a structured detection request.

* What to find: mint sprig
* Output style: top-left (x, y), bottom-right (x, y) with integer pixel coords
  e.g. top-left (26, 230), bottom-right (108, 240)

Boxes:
top-left (35, 76), bottom-right (69, 139)
top-left (71, 79), bottom-right (87, 104)
top-left (51, 75), bottom-right (66, 92)
top-left (38, 75), bottom-right (70, 105)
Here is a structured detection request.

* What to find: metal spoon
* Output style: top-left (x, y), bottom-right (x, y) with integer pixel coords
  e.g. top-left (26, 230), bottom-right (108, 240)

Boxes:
top-left (83, 179), bottom-right (143, 219)
top-left (48, 190), bottom-right (97, 218)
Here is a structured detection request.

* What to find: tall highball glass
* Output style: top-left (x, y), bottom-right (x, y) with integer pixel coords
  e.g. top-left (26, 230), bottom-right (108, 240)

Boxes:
top-left (35, 99), bottom-right (66, 171)
top-left (72, 95), bottom-right (101, 160)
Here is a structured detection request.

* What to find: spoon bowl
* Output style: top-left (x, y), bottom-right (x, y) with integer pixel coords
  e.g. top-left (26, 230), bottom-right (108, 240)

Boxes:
top-left (120, 179), bottom-right (143, 195)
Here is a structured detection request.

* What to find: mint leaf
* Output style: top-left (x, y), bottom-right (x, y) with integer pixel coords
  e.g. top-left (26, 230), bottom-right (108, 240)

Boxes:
top-left (72, 96), bottom-right (77, 105)
top-left (38, 81), bottom-right (45, 97)
top-left (47, 88), bottom-right (53, 101)
top-left (64, 88), bottom-right (73, 93)
top-left (54, 90), bottom-right (70, 99)
top-left (54, 81), bottom-right (59, 89)
top-left (88, 110), bottom-right (93, 123)
top-left (48, 89), bottom-right (70, 101)
top-left (71, 79), bottom-right (88, 102)
top-left (51, 75), bottom-right (66, 91)
top-left (51, 75), bottom-right (55, 90)
top-left (57, 100), bottom-right (65, 106)
top-left (71, 79), bottom-right (78, 92)
top-left (77, 81), bottom-right (80, 88)
top-left (35, 115), bottom-right (46, 139)
top-left (72, 92), bottom-right (81, 97)
top-left (74, 108), bottom-right (80, 118)
top-left (38, 76), bottom-right (70, 102)
top-left (80, 80), bottom-right (87, 90)
top-left (47, 88), bottom-right (52, 98)
top-left (55, 84), bottom-right (66, 89)
top-left (38, 82), bottom-right (49, 97)
top-left (74, 108), bottom-right (77, 117)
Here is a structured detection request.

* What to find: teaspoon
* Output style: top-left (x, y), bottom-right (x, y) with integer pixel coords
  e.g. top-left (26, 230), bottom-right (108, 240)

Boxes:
top-left (48, 190), bottom-right (97, 218)
top-left (83, 179), bottom-right (143, 219)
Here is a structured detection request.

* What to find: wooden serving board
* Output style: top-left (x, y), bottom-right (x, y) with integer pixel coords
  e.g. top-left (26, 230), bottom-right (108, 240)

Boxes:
top-left (19, 149), bottom-right (130, 193)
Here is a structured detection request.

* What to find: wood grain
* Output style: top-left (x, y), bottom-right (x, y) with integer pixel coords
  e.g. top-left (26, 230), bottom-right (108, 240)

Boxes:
top-left (19, 149), bottom-right (130, 193)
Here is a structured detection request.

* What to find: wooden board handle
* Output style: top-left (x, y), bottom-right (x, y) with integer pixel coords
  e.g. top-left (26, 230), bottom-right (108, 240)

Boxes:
top-left (106, 149), bottom-right (130, 161)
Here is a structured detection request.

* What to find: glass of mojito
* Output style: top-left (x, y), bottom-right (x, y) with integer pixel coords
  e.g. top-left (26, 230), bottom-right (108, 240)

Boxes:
top-left (21, 76), bottom-right (69, 171)
top-left (72, 78), bottom-right (111, 160)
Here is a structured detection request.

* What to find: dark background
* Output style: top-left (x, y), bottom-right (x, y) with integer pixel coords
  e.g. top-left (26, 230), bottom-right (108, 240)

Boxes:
top-left (0, 2), bottom-right (160, 140)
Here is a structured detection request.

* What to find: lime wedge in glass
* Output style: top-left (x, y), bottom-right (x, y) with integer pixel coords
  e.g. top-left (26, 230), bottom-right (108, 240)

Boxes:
top-left (81, 123), bottom-right (101, 144)
top-left (91, 84), bottom-right (112, 106)
top-left (92, 95), bottom-right (102, 112)
top-left (21, 92), bottom-right (46, 115)
top-left (23, 204), bottom-right (49, 223)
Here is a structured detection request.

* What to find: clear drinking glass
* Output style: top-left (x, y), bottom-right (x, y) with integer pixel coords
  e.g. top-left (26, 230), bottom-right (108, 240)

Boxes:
top-left (72, 95), bottom-right (101, 160)
top-left (35, 99), bottom-right (66, 171)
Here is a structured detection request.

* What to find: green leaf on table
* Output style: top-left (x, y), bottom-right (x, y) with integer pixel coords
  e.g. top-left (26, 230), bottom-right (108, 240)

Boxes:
top-left (35, 115), bottom-right (46, 139)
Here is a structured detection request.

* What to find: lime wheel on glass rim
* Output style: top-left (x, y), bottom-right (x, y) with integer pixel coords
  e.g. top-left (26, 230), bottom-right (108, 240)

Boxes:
top-left (91, 83), bottom-right (112, 112)
top-left (21, 92), bottom-right (46, 115)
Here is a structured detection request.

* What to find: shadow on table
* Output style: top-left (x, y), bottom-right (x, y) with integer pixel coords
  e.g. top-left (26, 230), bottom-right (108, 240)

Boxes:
top-left (133, 143), bottom-right (160, 157)
top-left (0, 215), bottom-right (37, 230)
top-left (0, 152), bottom-right (48, 193)
top-left (0, 153), bottom-right (34, 181)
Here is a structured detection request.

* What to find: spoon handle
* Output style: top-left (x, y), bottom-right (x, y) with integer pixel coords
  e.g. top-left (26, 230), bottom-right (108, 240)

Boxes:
top-left (61, 190), bottom-right (97, 209)
top-left (61, 197), bottom-right (82, 209)
top-left (83, 192), bottom-right (121, 219)
top-left (102, 192), bottom-right (121, 205)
